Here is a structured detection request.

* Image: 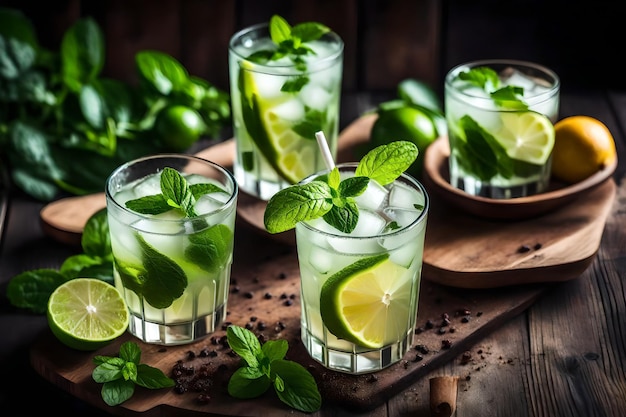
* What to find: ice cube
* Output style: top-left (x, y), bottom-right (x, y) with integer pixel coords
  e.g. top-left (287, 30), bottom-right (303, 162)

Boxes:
top-left (194, 194), bottom-right (223, 215)
top-left (269, 99), bottom-right (305, 121)
top-left (501, 68), bottom-right (536, 91)
top-left (308, 245), bottom-right (333, 274)
top-left (383, 207), bottom-right (419, 228)
top-left (132, 218), bottom-right (185, 258)
top-left (132, 172), bottom-right (162, 198)
top-left (251, 72), bottom-right (285, 99)
top-left (352, 209), bottom-right (386, 237)
top-left (354, 180), bottom-right (388, 211)
top-left (300, 83), bottom-right (332, 110)
top-left (388, 182), bottom-right (425, 210)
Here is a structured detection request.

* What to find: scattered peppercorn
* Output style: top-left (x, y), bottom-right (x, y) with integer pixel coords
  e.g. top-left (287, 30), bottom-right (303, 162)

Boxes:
top-left (244, 291), bottom-right (254, 299)
top-left (441, 339), bottom-right (452, 349)
top-left (517, 245), bottom-right (531, 253)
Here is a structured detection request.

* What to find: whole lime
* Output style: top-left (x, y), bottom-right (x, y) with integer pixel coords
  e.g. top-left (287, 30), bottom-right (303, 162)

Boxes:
top-left (369, 106), bottom-right (438, 177)
top-left (155, 105), bottom-right (207, 151)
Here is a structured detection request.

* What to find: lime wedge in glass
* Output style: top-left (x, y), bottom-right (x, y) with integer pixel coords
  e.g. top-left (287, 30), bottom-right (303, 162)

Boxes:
top-left (320, 254), bottom-right (412, 348)
top-left (495, 111), bottom-right (555, 165)
top-left (239, 62), bottom-right (315, 183)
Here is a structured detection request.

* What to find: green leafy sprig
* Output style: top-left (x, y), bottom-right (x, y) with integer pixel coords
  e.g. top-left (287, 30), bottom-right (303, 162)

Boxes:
top-left (263, 141), bottom-right (418, 234)
top-left (227, 325), bottom-right (322, 413)
top-left (245, 14), bottom-right (331, 92)
top-left (6, 208), bottom-right (113, 313)
top-left (124, 167), bottom-right (227, 218)
top-left (92, 341), bottom-right (175, 406)
top-left (458, 66), bottom-right (528, 110)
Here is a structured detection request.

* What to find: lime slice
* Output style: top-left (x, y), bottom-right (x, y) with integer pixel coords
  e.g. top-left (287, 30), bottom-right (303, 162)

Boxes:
top-left (495, 111), bottom-right (555, 165)
top-left (47, 278), bottom-right (130, 351)
top-left (239, 62), bottom-right (315, 183)
top-left (320, 254), bottom-right (412, 349)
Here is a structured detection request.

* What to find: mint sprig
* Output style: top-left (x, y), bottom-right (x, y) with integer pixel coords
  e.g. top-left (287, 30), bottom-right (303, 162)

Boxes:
top-left (246, 15), bottom-right (331, 92)
top-left (264, 141), bottom-right (418, 234)
top-left (458, 66), bottom-right (528, 110)
top-left (227, 325), bottom-right (321, 413)
top-left (124, 167), bottom-right (227, 217)
top-left (92, 341), bottom-right (175, 406)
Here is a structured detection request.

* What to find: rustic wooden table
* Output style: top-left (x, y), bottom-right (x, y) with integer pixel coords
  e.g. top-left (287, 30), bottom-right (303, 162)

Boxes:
top-left (1, 89), bottom-right (625, 417)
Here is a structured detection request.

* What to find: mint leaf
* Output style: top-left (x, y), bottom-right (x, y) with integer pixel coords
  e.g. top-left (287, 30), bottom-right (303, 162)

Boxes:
top-left (114, 234), bottom-right (188, 310)
top-left (121, 361), bottom-right (138, 382)
top-left (228, 369), bottom-right (272, 398)
top-left (185, 224), bottom-right (233, 272)
top-left (190, 182), bottom-right (227, 199)
top-left (135, 363), bottom-right (175, 389)
top-left (93, 341), bottom-right (174, 406)
top-left (161, 167), bottom-right (196, 217)
top-left (124, 167), bottom-right (226, 218)
top-left (269, 15), bottom-right (292, 44)
top-left (271, 359), bottom-right (322, 413)
top-left (264, 181), bottom-right (333, 233)
top-left (322, 200), bottom-right (358, 233)
top-left (356, 141), bottom-right (418, 185)
top-left (291, 22), bottom-right (330, 43)
top-left (119, 340), bottom-right (141, 364)
top-left (226, 326), bottom-right (321, 412)
top-left (226, 325), bottom-right (262, 368)
top-left (101, 379), bottom-right (135, 406)
top-left (457, 115), bottom-right (513, 180)
top-left (491, 85), bottom-right (528, 110)
top-left (92, 359), bottom-right (125, 383)
top-left (261, 339), bottom-right (288, 362)
top-left (281, 76), bottom-right (309, 93)
top-left (337, 175), bottom-right (368, 197)
top-left (6, 269), bottom-right (68, 314)
top-left (125, 194), bottom-right (171, 215)
top-left (459, 66), bottom-right (500, 91)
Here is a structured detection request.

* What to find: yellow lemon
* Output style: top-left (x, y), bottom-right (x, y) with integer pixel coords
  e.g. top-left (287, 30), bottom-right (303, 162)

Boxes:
top-left (551, 116), bottom-right (617, 184)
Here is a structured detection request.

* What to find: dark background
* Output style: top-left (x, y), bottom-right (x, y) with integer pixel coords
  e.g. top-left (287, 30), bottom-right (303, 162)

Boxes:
top-left (0, 0), bottom-right (621, 95)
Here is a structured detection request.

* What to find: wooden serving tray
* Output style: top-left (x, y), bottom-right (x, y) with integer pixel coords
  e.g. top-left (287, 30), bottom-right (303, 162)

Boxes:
top-left (31, 234), bottom-right (548, 416)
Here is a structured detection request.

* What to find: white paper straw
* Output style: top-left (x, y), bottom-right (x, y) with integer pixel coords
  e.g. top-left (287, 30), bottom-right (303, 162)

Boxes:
top-left (315, 131), bottom-right (336, 170)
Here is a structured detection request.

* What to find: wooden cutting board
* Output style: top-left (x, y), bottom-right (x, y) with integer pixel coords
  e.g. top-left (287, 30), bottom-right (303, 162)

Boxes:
top-left (30, 231), bottom-right (548, 416)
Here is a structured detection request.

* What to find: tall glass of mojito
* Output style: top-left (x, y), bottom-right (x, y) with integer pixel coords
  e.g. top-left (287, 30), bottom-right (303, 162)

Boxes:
top-left (445, 59), bottom-right (560, 198)
top-left (264, 141), bottom-right (429, 374)
top-left (228, 15), bottom-right (344, 200)
top-left (105, 154), bottom-right (237, 345)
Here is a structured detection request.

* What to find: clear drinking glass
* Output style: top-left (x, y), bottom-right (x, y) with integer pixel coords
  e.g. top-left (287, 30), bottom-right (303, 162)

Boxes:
top-left (295, 163), bottom-right (429, 374)
top-left (228, 22), bottom-right (344, 200)
top-left (445, 59), bottom-right (560, 198)
top-left (105, 154), bottom-right (238, 345)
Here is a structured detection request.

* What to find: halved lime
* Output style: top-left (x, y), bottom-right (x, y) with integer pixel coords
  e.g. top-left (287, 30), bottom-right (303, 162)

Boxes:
top-left (319, 254), bottom-right (413, 349)
top-left (239, 62), bottom-right (315, 183)
top-left (495, 111), bottom-right (555, 165)
top-left (47, 278), bottom-right (130, 351)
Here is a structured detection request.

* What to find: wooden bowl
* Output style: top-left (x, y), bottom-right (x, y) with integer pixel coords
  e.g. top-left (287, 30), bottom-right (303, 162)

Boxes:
top-left (421, 137), bottom-right (617, 220)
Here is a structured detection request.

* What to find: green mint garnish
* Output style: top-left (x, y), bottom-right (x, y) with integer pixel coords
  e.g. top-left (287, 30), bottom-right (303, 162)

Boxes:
top-left (124, 167), bottom-right (227, 217)
top-left (246, 15), bottom-right (331, 92)
top-left (264, 141), bottom-right (418, 234)
top-left (226, 325), bottom-right (322, 413)
top-left (115, 234), bottom-right (187, 309)
top-left (119, 167), bottom-right (232, 309)
top-left (92, 341), bottom-right (175, 406)
top-left (459, 66), bottom-right (528, 110)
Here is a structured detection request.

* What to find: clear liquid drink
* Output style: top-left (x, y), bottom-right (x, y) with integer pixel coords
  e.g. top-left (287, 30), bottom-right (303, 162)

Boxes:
top-left (445, 59), bottom-right (560, 198)
top-left (105, 155), bottom-right (237, 345)
top-left (295, 163), bottom-right (429, 374)
top-left (228, 22), bottom-right (343, 200)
